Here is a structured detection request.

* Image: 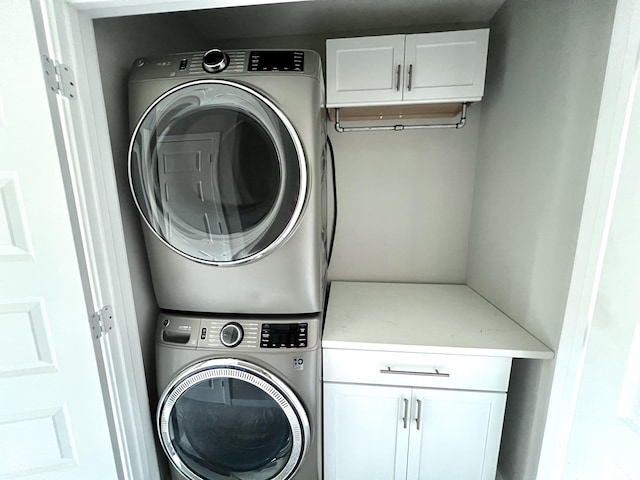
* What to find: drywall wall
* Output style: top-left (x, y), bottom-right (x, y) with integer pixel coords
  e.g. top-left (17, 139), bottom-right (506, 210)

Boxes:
top-left (93, 15), bottom-right (209, 398)
top-left (326, 113), bottom-right (481, 283)
top-left (466, 0), bottom-right (617, 478)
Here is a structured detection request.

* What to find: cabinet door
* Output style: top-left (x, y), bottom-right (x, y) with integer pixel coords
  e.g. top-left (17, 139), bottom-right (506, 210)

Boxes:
top-left (406, 389), bottom-right (506, 480)
top-left (324, 382), bottom-right (411, 480)
top-left (403, 29), bottom-right (489, 103)
top-left (326, 35), bottom-right (405, 107)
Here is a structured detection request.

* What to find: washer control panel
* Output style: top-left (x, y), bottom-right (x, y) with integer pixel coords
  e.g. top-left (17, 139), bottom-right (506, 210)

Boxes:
top-left (157, 314), bottom-right (319, 351)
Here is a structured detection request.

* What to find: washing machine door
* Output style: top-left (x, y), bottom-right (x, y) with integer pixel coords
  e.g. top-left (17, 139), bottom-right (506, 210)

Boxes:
top-left (128, 79), bottom-right (307, 265)
top-left (157, 358), bottom-right (310, 480)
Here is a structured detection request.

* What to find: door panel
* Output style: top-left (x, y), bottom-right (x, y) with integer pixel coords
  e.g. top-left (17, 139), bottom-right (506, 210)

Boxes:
top-left (129, 80), bottom-right (306, 264)
top-left (0, 1), bottom-right (117, 478)
top-left (404, 30), bottom-right (489, 102)
top-left (324, 382), bottom-right (411, 480)
top-left (407, 389), bottom-right (506, 480)
top-left (158, 359), bottom-right (309, 480)
top-left (326, 35), bottom-right (405, 106)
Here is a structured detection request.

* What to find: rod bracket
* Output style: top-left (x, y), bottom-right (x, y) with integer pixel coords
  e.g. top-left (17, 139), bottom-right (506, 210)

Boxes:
top-left (334, 103), bottom-right (469, 133)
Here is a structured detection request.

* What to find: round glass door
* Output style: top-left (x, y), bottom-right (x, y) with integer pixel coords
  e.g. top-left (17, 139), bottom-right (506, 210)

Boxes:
top-left (158, 359), bottom-right (309, 480)
top-left (128, 80), bottom-right (307, 265)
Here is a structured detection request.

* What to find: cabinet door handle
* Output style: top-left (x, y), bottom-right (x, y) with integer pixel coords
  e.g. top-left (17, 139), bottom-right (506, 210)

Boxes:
top-left (402, 398), bottom-right (409, 429)
top-left (395, 64), bottom-right (401, 91)
top-left (407, 64), bottom-right (413, 91)
top-left (415, 399), bottom-right (422, 430)
top-left (380, 367), bottom-right (450, 378)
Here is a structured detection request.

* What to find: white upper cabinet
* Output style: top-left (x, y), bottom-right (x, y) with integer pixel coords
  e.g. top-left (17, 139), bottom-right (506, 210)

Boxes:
top-left (326, 34), bottom-right (406, 106)
top-left (326, 29), bottom-right (489, 107)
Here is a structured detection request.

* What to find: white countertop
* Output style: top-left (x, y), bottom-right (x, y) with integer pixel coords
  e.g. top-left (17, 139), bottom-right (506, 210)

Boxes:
top-left (322, 282), bottom-right (554, 359)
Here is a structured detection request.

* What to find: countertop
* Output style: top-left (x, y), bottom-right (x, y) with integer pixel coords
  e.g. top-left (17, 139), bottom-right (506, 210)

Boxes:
top-left (322, 281), bottom-right (554, 359)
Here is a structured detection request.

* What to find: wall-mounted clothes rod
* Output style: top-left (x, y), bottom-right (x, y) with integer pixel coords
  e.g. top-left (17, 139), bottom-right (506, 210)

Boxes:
top-left (334, 102), bottom-right (468, 133)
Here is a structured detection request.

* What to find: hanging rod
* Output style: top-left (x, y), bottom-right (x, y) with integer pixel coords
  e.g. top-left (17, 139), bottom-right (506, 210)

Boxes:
top-left (334, 103), bottom-right (468, 133)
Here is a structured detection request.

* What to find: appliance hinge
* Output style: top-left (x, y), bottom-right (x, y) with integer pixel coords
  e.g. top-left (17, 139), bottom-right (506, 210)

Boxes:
top-left (42, 55), bottom-right (77, 100)
top-left (90, 305), bottom-right (114, 339)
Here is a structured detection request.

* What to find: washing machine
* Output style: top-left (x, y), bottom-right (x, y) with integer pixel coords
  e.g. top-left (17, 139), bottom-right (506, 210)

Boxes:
top-left (155, 312), bottom-right (321, 480)
top-left (128, 49), bottom-right (327, 314)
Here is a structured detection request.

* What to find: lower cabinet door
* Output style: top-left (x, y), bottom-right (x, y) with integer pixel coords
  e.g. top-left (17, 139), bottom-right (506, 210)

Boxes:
top-left (324, 383), bottom-right (412, 480)
top-left (406, 389), bottom-right (507, 480)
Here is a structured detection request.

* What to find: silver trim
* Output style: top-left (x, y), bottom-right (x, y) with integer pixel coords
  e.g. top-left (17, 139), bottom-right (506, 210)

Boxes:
top-left (402, 398), bottom-right (409, 429)
top-left (157, 358), bottom-right (310, 480)
top-left (415, 398), bottom-right (422, 430)
top-left (202, 48), bottom-right (229, 73)
top-left (219, 322), bottom-right (244, 347)
top-left (128, 79), bottom-right (309, 267)
top-left (380, 366), bottom-right (450, 378)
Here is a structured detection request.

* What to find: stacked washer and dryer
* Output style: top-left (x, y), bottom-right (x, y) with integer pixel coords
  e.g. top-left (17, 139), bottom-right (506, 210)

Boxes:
top-left (128, 48), bottom-right (327, 480)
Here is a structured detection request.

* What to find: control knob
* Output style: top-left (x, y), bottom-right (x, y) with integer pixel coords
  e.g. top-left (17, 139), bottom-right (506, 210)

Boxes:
top-left (202, 48), bottom-right (229, 73)
top-left (220, 322), bottom-right (243, 347)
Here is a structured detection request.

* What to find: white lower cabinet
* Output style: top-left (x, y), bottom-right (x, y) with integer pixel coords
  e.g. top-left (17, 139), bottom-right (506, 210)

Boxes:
top-left (322, 283), bottom-right (553, 479)
top-left (324, 382), bottom-right (506, 480)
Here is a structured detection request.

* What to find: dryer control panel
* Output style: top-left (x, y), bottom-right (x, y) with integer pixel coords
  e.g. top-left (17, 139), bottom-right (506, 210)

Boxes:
top-left (248, 51), bottom-right (305, 72)
top-left (129, 49), bottom-right (321, 82)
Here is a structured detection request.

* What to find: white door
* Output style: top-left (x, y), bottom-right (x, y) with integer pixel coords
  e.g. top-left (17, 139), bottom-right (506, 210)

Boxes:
top-left (561, 59), bottom-right (640, 479)
top-left (406, 388), bottom-right (506, 480)
top-left (403, 30), bottom-right (489, 103)
top-left (325, 35), bottom-right (405, 107)
top-left (0, 1), bottom-right (118, 479)
top-left (323, 382), bottom-right (411, 480)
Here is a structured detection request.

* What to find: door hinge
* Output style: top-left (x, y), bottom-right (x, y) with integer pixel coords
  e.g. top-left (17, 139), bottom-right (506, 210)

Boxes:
top-left (42, 55), bottom-right (77, 100)
top-left (90, 305), bottom-right (114, 339)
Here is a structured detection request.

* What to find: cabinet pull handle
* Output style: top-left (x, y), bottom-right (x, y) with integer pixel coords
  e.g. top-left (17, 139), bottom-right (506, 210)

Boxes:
top-left (402, 398), bottom-right (409, 429)
top-left (415, 399), bottom-right (422, 430)
top-left (407, 64), bottom-right (413, 91)
top-left (395, 64), bottom-right (401, 91)
top-left (380, 367), bottom-right (450, 378)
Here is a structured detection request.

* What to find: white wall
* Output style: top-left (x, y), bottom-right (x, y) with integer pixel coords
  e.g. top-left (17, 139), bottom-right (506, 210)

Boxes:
top-left (326, 110), bottom-right (481, 283)
top-left (466, 0), bottom-right (617, 478)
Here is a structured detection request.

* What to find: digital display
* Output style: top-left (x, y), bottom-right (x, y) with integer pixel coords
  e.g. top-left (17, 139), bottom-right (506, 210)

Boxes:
top-left (248, 51), bottom-right (304, 72)
top-left (261, 323), bottom-right (307, 348)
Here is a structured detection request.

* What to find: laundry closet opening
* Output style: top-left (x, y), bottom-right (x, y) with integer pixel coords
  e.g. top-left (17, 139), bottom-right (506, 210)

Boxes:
top-left (89, 1), bottom-right (616, 479)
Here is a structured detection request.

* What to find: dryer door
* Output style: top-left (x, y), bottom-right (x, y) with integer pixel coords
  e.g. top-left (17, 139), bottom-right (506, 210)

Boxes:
top-left (128, 80), bottom-right (307, 266)
top-left (157, 358), bottom-right (310, 480)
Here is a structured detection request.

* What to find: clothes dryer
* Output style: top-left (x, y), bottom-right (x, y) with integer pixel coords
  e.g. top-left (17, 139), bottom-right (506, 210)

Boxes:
top-left (128, 49), bottom-right (327, 314)
top-left (155, 312), bottom-right (321, 480)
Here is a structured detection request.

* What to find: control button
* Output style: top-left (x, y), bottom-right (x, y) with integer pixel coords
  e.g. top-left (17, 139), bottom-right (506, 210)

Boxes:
top-left (179, 58), bottom-right (188, 70)
top-left (202, 48), bottom-right (229, 73)
top-left (162, 318), bottom-right (170, 327)
top-left (200, 328), bottom-right (207, 340)
top-left (220, 322), bottom-right (244, 347)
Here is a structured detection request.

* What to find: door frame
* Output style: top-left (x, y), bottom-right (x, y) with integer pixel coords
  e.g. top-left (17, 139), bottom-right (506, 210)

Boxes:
top-left (536, 0), bottom-right (640, 477)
